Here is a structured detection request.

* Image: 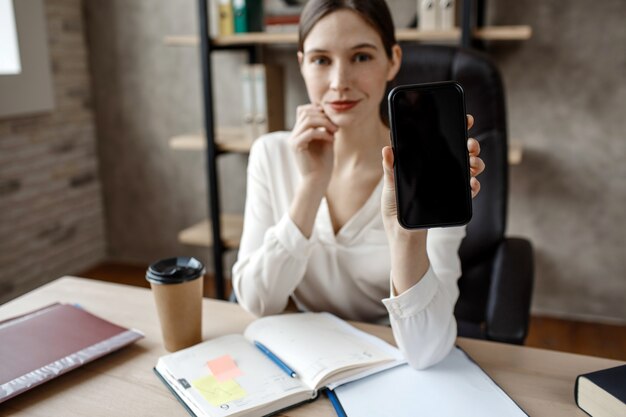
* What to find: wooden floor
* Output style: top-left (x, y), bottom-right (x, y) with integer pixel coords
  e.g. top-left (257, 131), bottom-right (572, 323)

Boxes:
top-left (79, 262), bottom-right (626, 362)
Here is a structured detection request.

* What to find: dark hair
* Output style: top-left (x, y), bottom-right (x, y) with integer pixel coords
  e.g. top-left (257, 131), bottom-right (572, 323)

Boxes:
top-left (298, 0), bottom-right (397, 58)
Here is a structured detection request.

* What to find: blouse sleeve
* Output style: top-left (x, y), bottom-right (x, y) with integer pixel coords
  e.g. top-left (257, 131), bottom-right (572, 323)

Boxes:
top-left (232, 138), bottom-right (314, 317)
top-left (382, 226), bottom-right (465, 369)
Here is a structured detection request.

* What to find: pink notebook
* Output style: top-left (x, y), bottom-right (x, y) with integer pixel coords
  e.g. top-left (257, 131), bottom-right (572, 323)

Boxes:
top-left (0, 303), bottom-right (144, 403)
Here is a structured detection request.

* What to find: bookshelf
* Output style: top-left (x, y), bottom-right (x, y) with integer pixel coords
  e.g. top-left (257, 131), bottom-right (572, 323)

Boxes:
top-left (169, 0), bottom-right (532, 299)
top-left (169, 128), bottom-right (524, 165)
top-left (164, 25), bottom-right (532, 46)
top-left (169, 128), bottom-right (253, 153)
top-left (178, 214), bottom-right (244, 249)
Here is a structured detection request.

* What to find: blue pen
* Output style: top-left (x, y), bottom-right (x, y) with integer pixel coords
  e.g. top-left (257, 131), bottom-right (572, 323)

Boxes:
top-left (325, 389), bottom-right (347, 417)
top-left (254, 341), bottom-right (297, 378)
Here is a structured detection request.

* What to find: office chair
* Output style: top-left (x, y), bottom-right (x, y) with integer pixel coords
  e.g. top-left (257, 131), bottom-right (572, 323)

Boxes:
top-left (389, 44), bottom-right (534, 345)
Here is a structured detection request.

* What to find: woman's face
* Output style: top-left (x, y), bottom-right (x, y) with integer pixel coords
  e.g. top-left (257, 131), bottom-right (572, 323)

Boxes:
top-left (298, 9), bottom-right (401, 128)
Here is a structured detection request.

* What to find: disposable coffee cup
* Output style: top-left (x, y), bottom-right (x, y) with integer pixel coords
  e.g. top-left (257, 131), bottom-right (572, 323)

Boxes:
top-left (146, 257), bottom-right (205, 351)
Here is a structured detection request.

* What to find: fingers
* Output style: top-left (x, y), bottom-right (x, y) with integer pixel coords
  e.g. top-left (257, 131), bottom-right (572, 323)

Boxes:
top-left (291, 104), bottom-right (338, 151)
top-left (467, 138), bottom-right (485, 177)
top-left (381, 146), bottom-right (395, 186)
top-left (294, 104), bottom-right (337, 135)
top-left (466, 134), bottom-right (483, 198)
top-left (470, 177), bottom-right (481, 199)
top-left (467, 137), bottom-right (481, 156)
top-left (380, 146), bottom-right (398, 216)
top-left (466, 114), bottom-right (474, 130)
top-left (295, 114), bottom-right (338, 137)
top-left (469, 155), bottom-right (485, 177)
top-left (294, 127), bottom-right (335, 151)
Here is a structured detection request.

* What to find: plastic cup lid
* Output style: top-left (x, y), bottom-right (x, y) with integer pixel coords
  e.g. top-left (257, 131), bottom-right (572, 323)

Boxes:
top-left (146, 257), bottom-right (205, 284)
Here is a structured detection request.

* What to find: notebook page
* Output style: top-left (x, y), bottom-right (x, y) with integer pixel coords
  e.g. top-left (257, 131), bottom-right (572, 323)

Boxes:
top-left (243, 312), bottom-right (403, 389)
top-left (156, 334), bottom-right (311, 417)
top-left (333, 347), bottom-right (528, 417)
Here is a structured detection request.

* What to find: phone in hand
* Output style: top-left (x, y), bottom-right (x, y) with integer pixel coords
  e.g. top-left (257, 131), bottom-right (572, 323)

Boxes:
top-left (388, 81), bottom-right (472, 229)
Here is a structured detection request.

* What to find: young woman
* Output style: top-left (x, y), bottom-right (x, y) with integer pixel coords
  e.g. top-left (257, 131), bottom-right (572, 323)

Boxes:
top-left (232, 0), bottom-right (485, 369)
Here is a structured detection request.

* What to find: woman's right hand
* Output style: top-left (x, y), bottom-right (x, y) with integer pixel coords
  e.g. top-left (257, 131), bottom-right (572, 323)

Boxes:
top-left (289, 104), bottom-right (338, 191)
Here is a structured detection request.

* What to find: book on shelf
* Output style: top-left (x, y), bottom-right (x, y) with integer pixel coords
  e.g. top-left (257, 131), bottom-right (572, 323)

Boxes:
top-left (332, 346), bottom-right (528, 417)
top-left (439, 0), bottom-right (456, 30)
top-left (0, 303), bottom-right (144, 404)
top-left (263, 0), bottom-right (305, 17)
top-left (233, 0), bottom-right (263, 33)
top-left (417, 0), bottom-right (437, 30)
top-left (239, 63), bottom-right (284, 141)
top-left (218, 0), bottom-right (234, 36)
top-left (240, 65), bottom-right (257, 142)
top-left (575, 364), bottom-right (626, 417)
top-left (263, 14), bottom-right (299, 33)
top-left (153, 312), bottom-right (405, 417)
top-left (417, 0), bottom-right (456, 30)
top-left (263, 0), bottom-right (304, 33)
top-left (252, 64), bottom-right (284, 137)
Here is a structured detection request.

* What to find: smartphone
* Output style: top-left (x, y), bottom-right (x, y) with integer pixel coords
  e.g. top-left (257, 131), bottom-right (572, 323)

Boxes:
top-left (388, 81), bottom-right (472, 229)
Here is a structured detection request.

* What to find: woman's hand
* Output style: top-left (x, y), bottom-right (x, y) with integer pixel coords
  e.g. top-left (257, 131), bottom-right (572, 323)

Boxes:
top-left (380, 114), bottom-right (485, 293)
top-left (287, 104), bottom-right (338, 238)
top-left (289, 104), bottom-right (338, 191)
top-left (381, 114), bottom-right (484, 228)
top-left (466, 115), bottom-right (485, 198)
top-left (381, 143), bottom-right (429, 293)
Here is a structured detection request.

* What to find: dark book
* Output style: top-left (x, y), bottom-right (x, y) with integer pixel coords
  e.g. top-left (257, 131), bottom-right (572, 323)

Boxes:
top-left (0, 303), bottom-right (144, 403)
top-left (575, 364), bottom-right (626, 417)
top-left (233, 0), bottom-right (263, 33)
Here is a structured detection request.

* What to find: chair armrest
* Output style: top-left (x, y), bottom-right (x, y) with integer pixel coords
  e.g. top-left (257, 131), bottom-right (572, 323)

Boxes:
top-left (485, 237), bottom-right (534, 344)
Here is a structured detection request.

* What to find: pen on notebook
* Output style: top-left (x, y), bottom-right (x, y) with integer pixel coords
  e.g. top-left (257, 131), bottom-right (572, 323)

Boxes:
top-left (254, 341), bottom-right (297, 378)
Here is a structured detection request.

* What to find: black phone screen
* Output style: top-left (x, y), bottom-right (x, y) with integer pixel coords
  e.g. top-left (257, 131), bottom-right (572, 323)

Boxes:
top-left (388, 81), bottom-right (472, 229)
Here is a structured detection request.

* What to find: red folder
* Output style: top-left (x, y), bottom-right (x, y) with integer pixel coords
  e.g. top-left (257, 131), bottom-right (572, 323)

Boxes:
top-left (0, 303), bottom-right (144, 403)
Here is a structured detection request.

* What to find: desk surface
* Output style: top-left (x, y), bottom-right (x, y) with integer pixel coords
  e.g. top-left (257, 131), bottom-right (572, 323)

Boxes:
top-left (0, 277), bottom-right (623, 417)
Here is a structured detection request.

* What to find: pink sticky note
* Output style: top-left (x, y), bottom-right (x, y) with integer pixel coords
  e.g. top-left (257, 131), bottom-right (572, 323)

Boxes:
top-left (207, 355), bottom-right (244, 382)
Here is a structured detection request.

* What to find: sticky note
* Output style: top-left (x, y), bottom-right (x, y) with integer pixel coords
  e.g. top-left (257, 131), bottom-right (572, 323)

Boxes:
top-left (192, 375), bottom-right (247, 407)
top-left (207, 355), bottom-right (244, 382)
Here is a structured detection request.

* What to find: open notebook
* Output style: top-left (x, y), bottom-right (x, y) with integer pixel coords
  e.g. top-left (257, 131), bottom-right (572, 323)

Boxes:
top-left (154, 312), bottom-right (405, 417)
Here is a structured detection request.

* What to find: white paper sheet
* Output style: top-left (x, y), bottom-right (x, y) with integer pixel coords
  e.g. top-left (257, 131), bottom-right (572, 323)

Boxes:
top-left (333, 347), bottom-right (527, 417)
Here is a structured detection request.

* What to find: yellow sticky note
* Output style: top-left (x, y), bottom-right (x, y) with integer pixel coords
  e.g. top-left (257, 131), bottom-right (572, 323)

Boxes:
top-left (192, 375), bottom-right (247, 407)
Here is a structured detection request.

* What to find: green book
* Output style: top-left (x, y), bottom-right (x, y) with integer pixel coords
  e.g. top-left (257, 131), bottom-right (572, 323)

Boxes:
top-left (233, 0), bottom-right (263, 33)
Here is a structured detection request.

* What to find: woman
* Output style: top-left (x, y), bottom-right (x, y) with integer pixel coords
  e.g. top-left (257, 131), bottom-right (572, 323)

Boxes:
top-left (232, 0), bottom-right (485, 369)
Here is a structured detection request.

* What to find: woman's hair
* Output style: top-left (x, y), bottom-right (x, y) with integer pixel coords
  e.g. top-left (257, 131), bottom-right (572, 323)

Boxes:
top-left (298, 0), bottom-right (397, 58)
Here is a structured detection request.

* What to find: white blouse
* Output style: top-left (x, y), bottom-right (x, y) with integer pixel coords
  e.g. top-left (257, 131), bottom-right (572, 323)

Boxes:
top-left (232, 132), bottom-right (465, 369)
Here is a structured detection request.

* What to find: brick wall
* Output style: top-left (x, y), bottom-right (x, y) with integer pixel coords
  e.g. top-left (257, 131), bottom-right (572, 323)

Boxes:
top-left (0, 0), bottom-right (106, 303)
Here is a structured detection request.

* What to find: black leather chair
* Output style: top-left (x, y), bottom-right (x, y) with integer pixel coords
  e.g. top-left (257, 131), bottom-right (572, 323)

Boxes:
top-left (389, 44), bottom-right (534, 345)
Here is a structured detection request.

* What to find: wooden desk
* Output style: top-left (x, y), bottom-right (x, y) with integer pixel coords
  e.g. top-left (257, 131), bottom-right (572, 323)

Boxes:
top-left (0, 277), bottom-right (623, 416)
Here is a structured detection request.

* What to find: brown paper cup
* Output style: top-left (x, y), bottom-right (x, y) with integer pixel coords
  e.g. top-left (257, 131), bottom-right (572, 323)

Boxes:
top-left (146, 257), bottom-right (205, 352)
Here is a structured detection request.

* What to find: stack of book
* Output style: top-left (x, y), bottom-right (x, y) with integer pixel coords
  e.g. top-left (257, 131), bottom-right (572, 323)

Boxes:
top-left (263, 14), bottom-right (299, 34)
top-left (240, 63), bottom-right (284, 141)
top-left (263, 0), bottom-right (303, 33)
top-left (417, 0), bottom-right (456, 30)
top-left (211, 0), bottom-right (304, 36)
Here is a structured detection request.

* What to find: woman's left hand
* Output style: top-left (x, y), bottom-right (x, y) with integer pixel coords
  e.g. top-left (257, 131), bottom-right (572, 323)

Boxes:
top-left (381, 114), bottom-right (483, 293)
top-left (381, 114), bottom-right (485, 233)
top-left (466, 115), bottom-right (485, 198)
